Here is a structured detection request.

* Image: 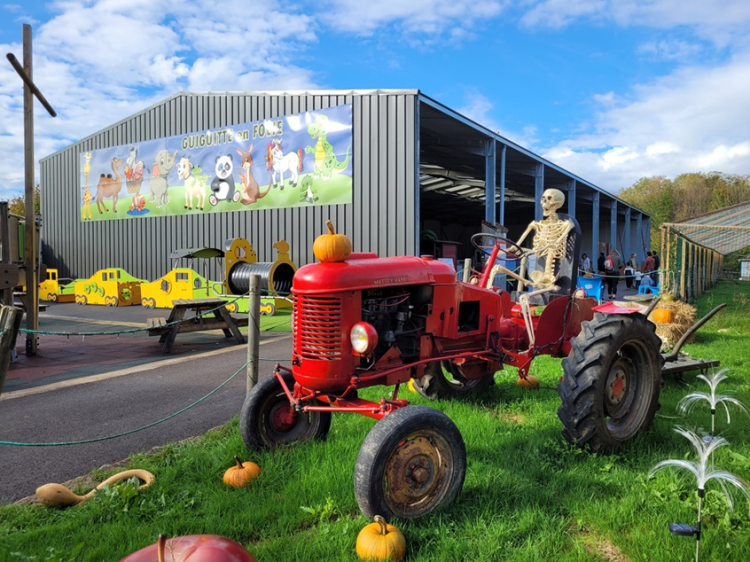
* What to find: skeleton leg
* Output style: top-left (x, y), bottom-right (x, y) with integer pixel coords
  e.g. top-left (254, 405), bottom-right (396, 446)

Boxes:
top-left (518, 285), bottom-right (559, 348)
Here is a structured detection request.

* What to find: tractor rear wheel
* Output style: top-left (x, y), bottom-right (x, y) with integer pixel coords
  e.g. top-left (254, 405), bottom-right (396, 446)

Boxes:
top-left (240, 371), bottom-right (331, 451)
top-left (411, 360), bottom-right (493, 400)
top-left (354, 406), bottom-right (466, 519)
top-left (558, 312), bottom-right (663, 453)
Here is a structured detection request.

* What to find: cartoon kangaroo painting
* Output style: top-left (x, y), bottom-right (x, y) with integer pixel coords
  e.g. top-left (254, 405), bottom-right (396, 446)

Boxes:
top-left (95, 157), bottom-right (124, 214)
top-left (236, 145), bottom-right (271, 204)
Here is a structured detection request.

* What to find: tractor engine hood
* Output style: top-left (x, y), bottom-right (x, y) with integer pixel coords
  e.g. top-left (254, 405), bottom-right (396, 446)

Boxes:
top-left (293, 255), bottom-right (456, 294)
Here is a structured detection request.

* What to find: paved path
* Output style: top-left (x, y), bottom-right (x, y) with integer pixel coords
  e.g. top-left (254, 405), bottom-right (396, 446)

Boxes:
top-left (0, 335), bottom-right (291, 503)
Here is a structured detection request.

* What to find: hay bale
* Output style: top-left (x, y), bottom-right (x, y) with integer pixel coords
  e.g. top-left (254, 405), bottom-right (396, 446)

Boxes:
top-left (648, 300), bottom-right (696, 350)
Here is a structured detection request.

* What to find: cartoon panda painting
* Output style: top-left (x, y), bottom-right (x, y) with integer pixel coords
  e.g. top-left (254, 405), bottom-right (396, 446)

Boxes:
top-left (209, 154), bottom-right (240, 205)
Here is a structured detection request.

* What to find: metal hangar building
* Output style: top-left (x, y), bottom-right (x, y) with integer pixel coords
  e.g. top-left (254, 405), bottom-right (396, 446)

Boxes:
top-left (39, 89), bottom-right (650, 282)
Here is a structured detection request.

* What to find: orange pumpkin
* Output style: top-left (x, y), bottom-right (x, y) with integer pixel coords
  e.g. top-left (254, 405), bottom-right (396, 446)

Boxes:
top-left (517, 375), bottom-right (539, 389)
top-left (313, 220), bottom-right (352, 262)
top-left (356, 515), bottom-right (406, 561)
top-left (223, 456), bottom-right (261, 488)
top-left (652, 308), bottom-right (674, 323)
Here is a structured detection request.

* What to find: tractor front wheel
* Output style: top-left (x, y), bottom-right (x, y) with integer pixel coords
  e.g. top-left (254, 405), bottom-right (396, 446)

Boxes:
top-left (558, 312), bottom-right (663, 453)
top-left (240, 371), bottom-right (331, 451)
top-left (354, 406), bottom-right (466, 520)
top-left (411, 360), bottom-right (493, 400)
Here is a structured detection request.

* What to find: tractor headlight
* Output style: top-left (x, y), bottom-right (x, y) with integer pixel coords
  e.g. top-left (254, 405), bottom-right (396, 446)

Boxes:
top-left (350, 322), bottom-right (378, 355)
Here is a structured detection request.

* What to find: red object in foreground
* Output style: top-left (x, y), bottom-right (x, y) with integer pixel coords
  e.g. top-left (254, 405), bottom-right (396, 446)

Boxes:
top-left (120, 534), bottom-right (256, 562)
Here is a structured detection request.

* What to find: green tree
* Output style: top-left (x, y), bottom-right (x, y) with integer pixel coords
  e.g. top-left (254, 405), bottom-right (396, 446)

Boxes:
top-left (7, 185), bottom-right (41, 216)
top-left (618, 176), bottom-right (675, 246)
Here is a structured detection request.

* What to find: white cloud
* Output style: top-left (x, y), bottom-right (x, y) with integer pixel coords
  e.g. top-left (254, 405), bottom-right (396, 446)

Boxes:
top-left (521, 0), bottom-right (750, 46)
top-left (455, 89), bottom-right (538, 148)
top-left (541, 53), bottom-right (750, 191)
top-left (0, 0), bottom-right (323, 200)
top-left (637, 39), bottom-right (702, 61)
top-left (319, 0), bottom-right (506, 39)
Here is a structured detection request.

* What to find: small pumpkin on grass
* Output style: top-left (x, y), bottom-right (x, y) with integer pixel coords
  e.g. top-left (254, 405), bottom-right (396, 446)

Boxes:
top-left (313, 220), bottom-right (352, 262)
top-left (223, 456), bottom-right (261, 488)
top-left (517, 375), bottom-right (539, 389)
top-left (356, 515), bottom-right (406, 561)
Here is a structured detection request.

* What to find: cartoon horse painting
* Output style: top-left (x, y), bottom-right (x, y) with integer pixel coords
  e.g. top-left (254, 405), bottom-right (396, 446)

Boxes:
top-left (266, 139), bottom-right (303, 190)
top-left (177, 155), bottom-right (206, 210)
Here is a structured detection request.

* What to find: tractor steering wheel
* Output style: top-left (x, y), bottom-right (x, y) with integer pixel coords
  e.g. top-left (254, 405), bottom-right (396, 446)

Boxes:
top-left (470, 232), bottom-right (528, 260)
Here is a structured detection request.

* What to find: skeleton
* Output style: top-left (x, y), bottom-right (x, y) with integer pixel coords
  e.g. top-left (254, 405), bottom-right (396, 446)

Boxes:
top-left (488, 188), bottom-right (574, 347)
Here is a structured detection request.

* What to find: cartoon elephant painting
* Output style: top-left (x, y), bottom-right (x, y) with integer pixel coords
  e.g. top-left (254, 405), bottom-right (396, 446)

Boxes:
top-left (149, 149), bottom-right (178, 208)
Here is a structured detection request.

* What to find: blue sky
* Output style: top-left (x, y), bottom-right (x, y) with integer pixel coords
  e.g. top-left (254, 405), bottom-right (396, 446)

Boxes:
top-left (1, 0), bottom-right (748, 201)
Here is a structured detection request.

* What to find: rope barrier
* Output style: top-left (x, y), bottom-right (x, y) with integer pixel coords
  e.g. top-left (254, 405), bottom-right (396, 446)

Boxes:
top-left (0, 359), bottom-right (253, 447)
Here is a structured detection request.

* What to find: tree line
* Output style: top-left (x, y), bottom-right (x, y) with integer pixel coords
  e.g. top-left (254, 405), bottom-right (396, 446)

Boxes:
top-left (618, 172), bottom-right (750, 247)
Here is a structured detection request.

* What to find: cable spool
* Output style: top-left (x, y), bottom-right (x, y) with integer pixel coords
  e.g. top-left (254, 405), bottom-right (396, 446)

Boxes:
top-left (227, 261), bottom-right (295, 295)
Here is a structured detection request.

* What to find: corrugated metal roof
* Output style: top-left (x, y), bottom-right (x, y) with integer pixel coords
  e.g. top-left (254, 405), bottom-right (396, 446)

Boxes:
top-left (666, 200), bottom-right (750, 255)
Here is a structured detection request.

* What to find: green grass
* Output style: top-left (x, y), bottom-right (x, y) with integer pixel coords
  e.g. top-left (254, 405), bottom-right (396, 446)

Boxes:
top-left (2, 282), bottom-right (750, 561)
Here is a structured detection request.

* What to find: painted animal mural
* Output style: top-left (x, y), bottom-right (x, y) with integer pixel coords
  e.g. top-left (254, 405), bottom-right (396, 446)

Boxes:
top-left (177, 155), bottom-right (207, 210)
top-left (124, 146), bottom-right (145, 194)
top-left (82, 152), bottom-right (93, 220)
top-left (149, 149), bottom-right (178, 208)
top-left (95, 157), bottom-right (124, 214)
top-left (236, 145), bottom-right (270, 204)
top-left (305, 114), bottom-right (351, 180)
top-left (266, 139), bottom-right (303, 189)
top-left (209, 154), bottom-right (239, 205)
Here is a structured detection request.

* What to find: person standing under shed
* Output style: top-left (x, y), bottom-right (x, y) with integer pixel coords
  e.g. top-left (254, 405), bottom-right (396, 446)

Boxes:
top-left (604, 249), bottom-right (621, 300)
top-left (643, 251), bottom-right (655, 277)
top-left (652, 251), bottom-right (660, 282)
top-left (597, 252), bottom-right (606, 275)
top-left (580, 253), bottom-right (591, 274)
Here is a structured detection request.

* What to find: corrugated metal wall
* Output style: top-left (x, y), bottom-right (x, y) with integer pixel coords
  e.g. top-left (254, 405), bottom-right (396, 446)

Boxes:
top-left (39, 90), bottom-right (417, 283)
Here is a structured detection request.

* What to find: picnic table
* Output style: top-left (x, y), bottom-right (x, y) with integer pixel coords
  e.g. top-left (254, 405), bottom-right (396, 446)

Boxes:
top-left (146, 297), bottom-right (248, 353)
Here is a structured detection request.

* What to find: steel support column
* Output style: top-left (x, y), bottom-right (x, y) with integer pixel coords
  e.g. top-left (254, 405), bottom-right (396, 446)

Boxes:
top-left (635, 213), bottom-right (643, 258)
top-left (645, 217), bottom-right (651, 254)
top-left (610, 200), bottom-right (618, 252)
top-left (535, 163), bottom-right (544, 221)
top-left (624, 207), bottom-right (631, 260)
top-left (498, 144), bottom-right (506, 225)
top-left (485, 139), bottom-right (496, 224)
top-left (567, 179), bottom-right (576, 219)
top-left (592, 191), bottom-right (600, 262)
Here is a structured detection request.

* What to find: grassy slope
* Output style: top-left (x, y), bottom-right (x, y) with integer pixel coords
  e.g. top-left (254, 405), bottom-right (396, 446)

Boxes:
top-left (2, 282), bottom-right (749, 561)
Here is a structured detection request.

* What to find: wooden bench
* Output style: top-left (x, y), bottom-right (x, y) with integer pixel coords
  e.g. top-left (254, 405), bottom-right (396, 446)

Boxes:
top-left (146, 298), bottom-right (249, 353)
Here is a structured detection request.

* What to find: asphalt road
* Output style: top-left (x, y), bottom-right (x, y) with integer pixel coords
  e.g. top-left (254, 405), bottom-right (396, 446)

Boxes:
top-left (0, 335), bottom-right (292, 504)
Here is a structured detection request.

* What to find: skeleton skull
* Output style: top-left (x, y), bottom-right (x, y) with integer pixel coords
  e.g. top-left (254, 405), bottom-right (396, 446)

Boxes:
top-left (540, 189), bottom-right (565, 217)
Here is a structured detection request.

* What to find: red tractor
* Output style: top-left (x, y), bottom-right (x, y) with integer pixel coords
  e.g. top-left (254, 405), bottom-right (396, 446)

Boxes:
top-left (240, 214), bottom-right (664, 520)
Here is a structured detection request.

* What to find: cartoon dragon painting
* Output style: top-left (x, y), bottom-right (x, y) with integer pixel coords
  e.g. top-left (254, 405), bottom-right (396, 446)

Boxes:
top-left (305, 114), bottom-right (351, 180)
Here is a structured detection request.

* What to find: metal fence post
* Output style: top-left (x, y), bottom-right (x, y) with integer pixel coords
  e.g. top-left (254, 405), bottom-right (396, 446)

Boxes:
top-left (246, 275), bottom-right (261, 394)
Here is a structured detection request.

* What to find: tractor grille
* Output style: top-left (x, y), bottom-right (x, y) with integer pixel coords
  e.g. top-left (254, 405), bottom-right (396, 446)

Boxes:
top-left (293, 294), bottom-right (343, 360)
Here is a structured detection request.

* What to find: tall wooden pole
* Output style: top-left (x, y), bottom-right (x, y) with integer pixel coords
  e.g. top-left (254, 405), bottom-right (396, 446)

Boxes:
top-left (6, 24), bottom-right (56, 355)
top-left (22, 24), bottom-right (38, 356)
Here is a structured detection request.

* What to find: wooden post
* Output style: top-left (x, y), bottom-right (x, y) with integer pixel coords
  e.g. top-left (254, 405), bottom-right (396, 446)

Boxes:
top-left (6, 24), bottom-right (56, 356)
top-left (246, 274), bottom-right (261, 394)
top-left (22, 25), bottom-right (38, 356)
top-left (680, 238), bottom-right (687, 301)
top-left (661, 226), bottom-right (674, 292)
top-left (0, 202), bottom-right (13, 306)
top-left (0, 304), bottom-right (23, 396)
